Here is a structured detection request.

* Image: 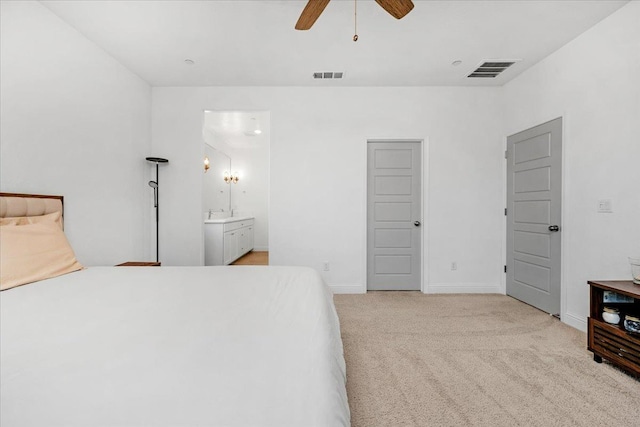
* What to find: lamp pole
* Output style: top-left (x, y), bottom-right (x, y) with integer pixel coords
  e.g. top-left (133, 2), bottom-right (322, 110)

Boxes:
top-left (146, 157), bottom-right (169, 263)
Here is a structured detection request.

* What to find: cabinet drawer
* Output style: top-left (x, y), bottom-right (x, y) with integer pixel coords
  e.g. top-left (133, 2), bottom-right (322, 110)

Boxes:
top-left (224, 219), bottom-right (254, 232)
top-left (588, 318), bottom-right (640, 375)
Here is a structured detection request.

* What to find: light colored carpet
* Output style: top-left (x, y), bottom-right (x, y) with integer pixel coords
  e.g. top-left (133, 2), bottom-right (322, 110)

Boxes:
top-left (334, 292), bottom-right (640, 427)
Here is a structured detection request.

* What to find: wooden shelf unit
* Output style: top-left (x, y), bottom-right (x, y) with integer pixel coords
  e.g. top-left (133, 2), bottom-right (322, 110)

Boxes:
top-left (587, 280), bottom-right (640, 377)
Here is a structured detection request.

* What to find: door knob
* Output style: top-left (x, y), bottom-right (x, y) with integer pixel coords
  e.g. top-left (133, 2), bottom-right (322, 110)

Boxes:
top-left (548, 225), bottom-right (559, 232)
top-left (414, 221), bottom-right (421, 227)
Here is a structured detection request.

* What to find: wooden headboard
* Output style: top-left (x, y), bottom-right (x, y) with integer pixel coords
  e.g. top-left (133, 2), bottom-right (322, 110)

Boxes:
top-left (0, 193), bottom-right (64, 225)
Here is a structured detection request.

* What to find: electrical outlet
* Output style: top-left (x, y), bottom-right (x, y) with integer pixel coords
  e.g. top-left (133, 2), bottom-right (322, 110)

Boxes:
top-left (323, 262), bottom-right (330, 271)
top-left (597, 199), bottom-right (613, 213)
top-left (451, 262), bottom-right (457, 271)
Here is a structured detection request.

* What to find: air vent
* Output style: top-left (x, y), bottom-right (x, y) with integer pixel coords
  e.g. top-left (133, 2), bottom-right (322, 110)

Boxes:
top-left (467, 61), bottom-right (518, 78)
top-left (313, 71), bottom-right (344, 79)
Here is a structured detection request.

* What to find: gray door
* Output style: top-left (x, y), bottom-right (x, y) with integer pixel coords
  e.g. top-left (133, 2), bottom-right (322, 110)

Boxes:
top-left (506, 118), bottom-right (562, 315)
top-left (367, 141), bottom-right (422, 290)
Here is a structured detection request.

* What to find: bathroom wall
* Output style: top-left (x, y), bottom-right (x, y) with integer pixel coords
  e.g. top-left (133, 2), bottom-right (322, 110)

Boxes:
top-left (202, 111), bottom-right (270, 252)
top-left (225, 138), bottom-right (270, 252)
top-left (203, 145), bottom-right (231, 215)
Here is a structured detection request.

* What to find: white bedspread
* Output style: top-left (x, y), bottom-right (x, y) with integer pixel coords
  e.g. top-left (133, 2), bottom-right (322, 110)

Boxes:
top-left (0, 266), bottom-right (350, 427)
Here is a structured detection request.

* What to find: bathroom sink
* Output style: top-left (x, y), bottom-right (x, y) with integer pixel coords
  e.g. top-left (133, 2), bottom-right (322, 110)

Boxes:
top-left (204, 216), bottom-right (252, 224)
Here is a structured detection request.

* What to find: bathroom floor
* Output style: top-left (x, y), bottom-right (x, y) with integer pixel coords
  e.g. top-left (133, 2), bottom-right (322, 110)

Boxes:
top-left (231, 251), bottom-right (269, 266)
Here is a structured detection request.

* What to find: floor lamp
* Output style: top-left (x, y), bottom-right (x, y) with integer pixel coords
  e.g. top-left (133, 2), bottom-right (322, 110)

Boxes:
top-left (146, 157), bottom-right (169, 263)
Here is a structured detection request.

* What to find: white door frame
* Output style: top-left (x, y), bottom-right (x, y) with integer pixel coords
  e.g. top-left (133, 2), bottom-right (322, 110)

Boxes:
top-left (502, 113), bottom-right (576, 329)
top-left (362, 138), bottom-right (429, 294)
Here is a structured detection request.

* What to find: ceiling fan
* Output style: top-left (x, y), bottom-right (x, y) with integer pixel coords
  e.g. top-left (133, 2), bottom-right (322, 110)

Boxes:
top-left (295, 0), bottom-right (415, 31)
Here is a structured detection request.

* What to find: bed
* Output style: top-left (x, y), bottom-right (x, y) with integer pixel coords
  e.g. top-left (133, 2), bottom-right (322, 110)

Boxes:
top-left (0, 193), bottom-right (350, 427)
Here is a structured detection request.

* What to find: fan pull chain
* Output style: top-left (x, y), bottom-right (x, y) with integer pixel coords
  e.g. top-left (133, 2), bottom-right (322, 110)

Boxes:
top-left (353, 0), bottom-right (358, 41)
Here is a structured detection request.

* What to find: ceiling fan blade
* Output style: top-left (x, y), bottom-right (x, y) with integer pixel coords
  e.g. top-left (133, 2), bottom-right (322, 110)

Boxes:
top-left (375, 0), bottom-right (414, 20)
top-left (295, 0), bottom-right (331, 30)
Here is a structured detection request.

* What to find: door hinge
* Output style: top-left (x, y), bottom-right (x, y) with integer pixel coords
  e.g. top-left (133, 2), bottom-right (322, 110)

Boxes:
top-left (504, 208), bottom-right (507, 216)
top-left (504, 150), bottom-right (508, 159)
top-left (504, 265), bottom-right (507, 273)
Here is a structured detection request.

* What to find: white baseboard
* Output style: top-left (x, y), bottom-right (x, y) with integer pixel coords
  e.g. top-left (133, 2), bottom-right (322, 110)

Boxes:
top-left (563, 311), bottom-right (587, 332)
top-left (331, 282), bottom-right (501, 295)
top-left (252, 247), bottom-right (269, 252)
top-left (426, 283), bottom-right (502, 294)
top-left (330, 284), bottom-right (365, 294)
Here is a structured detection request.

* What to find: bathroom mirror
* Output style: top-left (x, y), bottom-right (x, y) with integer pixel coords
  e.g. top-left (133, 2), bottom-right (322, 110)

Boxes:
top-left (203, 144), bottom-right (231, 215)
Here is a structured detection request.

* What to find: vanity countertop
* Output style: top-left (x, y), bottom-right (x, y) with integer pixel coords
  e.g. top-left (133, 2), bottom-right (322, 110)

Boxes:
top-left (204, 216), bottom-right (253, 224)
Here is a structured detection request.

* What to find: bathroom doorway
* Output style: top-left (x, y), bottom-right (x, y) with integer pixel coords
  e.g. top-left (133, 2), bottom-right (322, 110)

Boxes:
top-left (202, 110), bottom-right (270, 265)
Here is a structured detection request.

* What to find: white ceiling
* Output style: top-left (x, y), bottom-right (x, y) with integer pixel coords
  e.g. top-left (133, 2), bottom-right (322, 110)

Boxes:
top-left (203, 110), bottom-right (271, 149)
top-left (41, 0), bottom-right (629, 87)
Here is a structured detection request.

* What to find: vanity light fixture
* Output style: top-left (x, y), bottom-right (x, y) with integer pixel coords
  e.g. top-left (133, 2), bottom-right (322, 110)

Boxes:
top-left (224, 171), bottom-right (239, 184)
top-left (204, 156), bottom-right (210, 173)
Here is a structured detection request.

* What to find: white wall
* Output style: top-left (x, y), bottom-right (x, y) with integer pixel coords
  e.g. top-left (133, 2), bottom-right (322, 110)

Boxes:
top-left (503, 1), bottom-right (640, 330)
top-left (152, 87), bottom-right (504, 292)
top-left (3, 0), bottom-right (631, 331)
top-left (0, 1), bottom-right (152, 265)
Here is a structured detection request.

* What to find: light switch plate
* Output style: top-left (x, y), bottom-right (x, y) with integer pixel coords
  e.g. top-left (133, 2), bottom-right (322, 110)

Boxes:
top-left (597, 199), bottom-right (613, 213)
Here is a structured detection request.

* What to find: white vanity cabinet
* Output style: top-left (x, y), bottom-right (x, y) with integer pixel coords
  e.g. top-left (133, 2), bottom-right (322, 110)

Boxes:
top-left (205, 217), bottom-right (254, 265)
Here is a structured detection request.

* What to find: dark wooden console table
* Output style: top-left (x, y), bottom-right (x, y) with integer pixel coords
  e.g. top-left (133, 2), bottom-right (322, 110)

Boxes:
top-left (116, 262), bottom-right (161, 267)
top-left (587, 280), bottom-right (640, 376)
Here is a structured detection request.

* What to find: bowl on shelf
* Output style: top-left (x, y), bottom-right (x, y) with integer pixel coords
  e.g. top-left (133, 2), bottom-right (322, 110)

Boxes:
top-left (630, 257), bottom-right (640, 285)
top-left (602, 307), bottom-right (620, 325)
top-left (624, 315), bottom-right (640, 334)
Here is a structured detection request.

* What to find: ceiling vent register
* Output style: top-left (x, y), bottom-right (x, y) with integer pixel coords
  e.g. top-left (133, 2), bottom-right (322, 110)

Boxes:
top-left (468, 61), bottom-right (516, 78)
top-left (313, 72), bottom-right (344, 79)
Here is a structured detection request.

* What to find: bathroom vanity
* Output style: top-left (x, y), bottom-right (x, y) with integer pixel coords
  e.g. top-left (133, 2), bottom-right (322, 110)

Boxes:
top-left (205, 217), bottom-right (254, 265)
